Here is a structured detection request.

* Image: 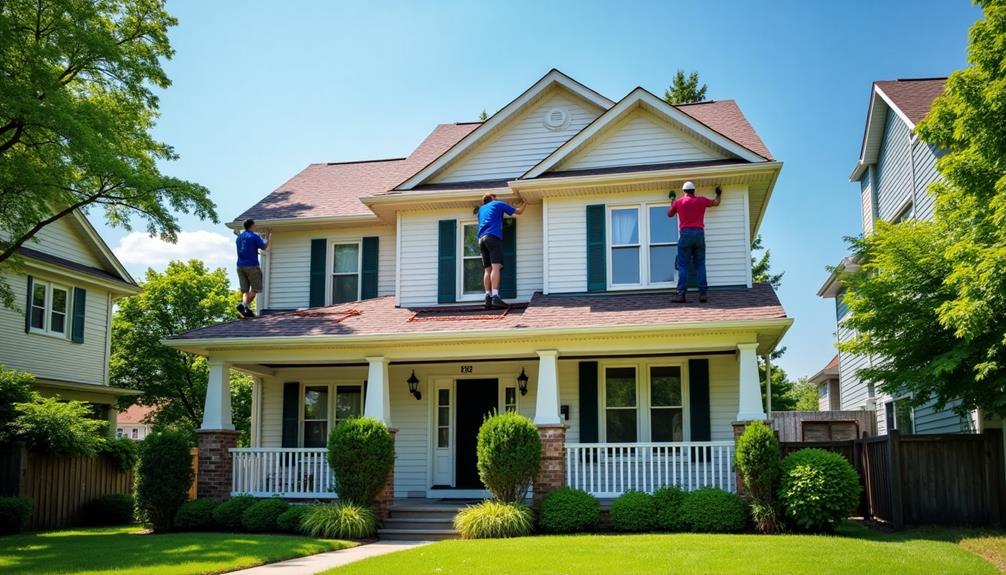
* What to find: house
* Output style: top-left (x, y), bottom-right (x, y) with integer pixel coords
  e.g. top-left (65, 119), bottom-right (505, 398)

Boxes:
top-left (116, 404), bottom-right (155, 440)
top-left (810, 355), bottom-right (840, 412)
top-left (166, 70), bottom-right (790, 504)
top-left (0, 211), bottom-right (140, 431)
top-left (817, 78), bottom-right (1001, 435)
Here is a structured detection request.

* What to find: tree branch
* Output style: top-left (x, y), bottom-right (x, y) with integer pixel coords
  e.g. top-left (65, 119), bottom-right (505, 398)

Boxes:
top-left (0, 191), bottom-right (105, 265)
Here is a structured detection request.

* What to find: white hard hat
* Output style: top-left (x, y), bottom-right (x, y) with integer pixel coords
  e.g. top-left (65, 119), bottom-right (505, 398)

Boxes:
top-left (682, 181), bottom-right (696, 191)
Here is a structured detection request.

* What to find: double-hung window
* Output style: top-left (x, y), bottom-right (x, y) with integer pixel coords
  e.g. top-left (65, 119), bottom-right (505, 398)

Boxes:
top-left (460, 223), bottom-right (484, 298)
top-left (302, 383), bottom-right (364, 447)
top-left (602, 363), bottom-right (687, 443)
top-left (604, 367), bottom-right (638, 443)
top-left (608, 204), bottom-right (677, 288)
top-left (331, 243), bottom-right (360, 304)
top-left (29, 280), bottom-right (69, 338)
top-left (649, 366), bottom-right (683, 441)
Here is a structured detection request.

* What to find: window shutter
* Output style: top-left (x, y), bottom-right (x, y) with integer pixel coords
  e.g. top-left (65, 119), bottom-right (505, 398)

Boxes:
top-left (281, 382), bottom-right (300, 448)
top-left (501, 218), bottom-right (517, 299)
top-left (24, 275), bottom-right (34, 333)
top-left (586, 205), bottom-right (606, 292)
top-left (688, 359), bottom-right (711, 441)
top-left (437, 220), bottom-right (457, 304)
top-left (309, 239), bottom-right (327, 307)
top-left (578, 361), bottom-right (599, 443)
top-left (70, 287), bottom-right (86, 343)
top-left (361, 236), bottom-right (379, 300)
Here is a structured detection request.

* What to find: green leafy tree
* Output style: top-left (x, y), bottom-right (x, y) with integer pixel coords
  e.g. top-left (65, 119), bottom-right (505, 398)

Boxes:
top-left (0, 0), bottom-right (216, 309)
top-left (664, 70), bottom-right (707, 105)
top-left (841, 1), bottom-right (1006, 418)
top-left (749, 234), bottom-right (795, 410)
top-left (110, 260), bottom-right (251, 443)
top-left (787, 377), bottom-right (819, 412)
top-left (752, 235), bottom-right (784, 289)
top-left (478, 109), bottom-right (489, 121)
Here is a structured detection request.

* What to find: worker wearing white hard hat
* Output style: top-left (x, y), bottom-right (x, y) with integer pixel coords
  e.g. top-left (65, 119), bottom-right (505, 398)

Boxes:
top-left (667, 181), bottom-right (722, 303)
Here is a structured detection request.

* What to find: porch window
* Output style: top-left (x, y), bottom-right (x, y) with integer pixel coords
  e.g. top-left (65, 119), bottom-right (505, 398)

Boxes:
top-left (608, 204), bottom-right (676, 288)
top-left (331, 243), bottom-right (360, 304)
top-left (29, 281), bottom-right (70, 337)
top-left (504, 386), bottom-right (517, 413)
top-left (303, 386), bottom-right (329, 448)
top-left (650, 366), bottom-right (683, 441)
top-left (334, 385), bottom-right (363, 425)
top-left (461, 223), bottom-right (483, 296)
top-left (605, 367), bottom-right (638, 443)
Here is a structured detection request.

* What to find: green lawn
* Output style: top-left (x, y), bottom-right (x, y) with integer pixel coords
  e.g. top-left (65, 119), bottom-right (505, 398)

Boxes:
top-left (326, 523), bottom-right (1005, 575)
top-left (0, 525), bottom-right (354, 575)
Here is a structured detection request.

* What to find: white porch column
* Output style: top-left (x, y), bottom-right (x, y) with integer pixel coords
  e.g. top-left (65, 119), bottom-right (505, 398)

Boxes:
top-left (534, 350), bottom-right (561, 425)
top-left (737, 343), bottom-right (767, 421)
top-left (364, 356), bottom-right (392, 426)
top-left (201, 359), bottom-right (234, 430)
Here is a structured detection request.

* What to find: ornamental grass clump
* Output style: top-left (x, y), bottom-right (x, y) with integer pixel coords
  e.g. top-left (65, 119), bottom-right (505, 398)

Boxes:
top-left (301, 503), bottom-right (377, 539)
top-left (454, 500), bottom-right (533, 539)
top-left (476, 411), bottom-right (541, 503)
top-left (779, 448), bottom-right (861, 532)
top-left (735, 420), bottom-right (782, 533)
top-left (327, 418), bottom-right (394, 506)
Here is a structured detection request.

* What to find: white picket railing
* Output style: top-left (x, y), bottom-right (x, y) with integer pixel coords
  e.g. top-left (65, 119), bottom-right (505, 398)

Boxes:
top-left (230, 448), bottom-right (337, 498)
top-left (565, 442), bottom-right (736, 497)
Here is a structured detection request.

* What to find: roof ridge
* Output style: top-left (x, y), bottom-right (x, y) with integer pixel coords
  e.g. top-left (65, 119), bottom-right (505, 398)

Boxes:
top-left (324, 157), bottom-right (407, 166)
top-left (673, 99), bottom-right (726, 107)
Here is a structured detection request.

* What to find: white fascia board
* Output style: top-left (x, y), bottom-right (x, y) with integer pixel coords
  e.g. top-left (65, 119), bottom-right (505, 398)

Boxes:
top-left (225, 214), bottom-right (381, 232)
top-left (22, 257), bottom-right (141, 296)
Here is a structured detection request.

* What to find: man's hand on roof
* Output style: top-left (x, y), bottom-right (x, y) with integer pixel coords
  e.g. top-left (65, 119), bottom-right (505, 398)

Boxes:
top-left (715, 186), bottom-right (722, 196)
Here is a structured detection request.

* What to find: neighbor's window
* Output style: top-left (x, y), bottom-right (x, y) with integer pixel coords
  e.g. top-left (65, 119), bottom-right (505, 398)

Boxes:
top-left (334, 385), bottom-right (363, 425)
top-left (650, 366), bottom-right (683, 442)
top-left (29, 281), bottom-right (70, 337)
top-left (609, 204), bottom-right (676, 288)
top-left (605, 367), bottom-right (637, 442)
top-left (885, 399), bottom-right (914, 435)
top-left (303, 386), bottom-right (329, 447)
top-left (461, 223), bottom-right (484, 296)
top-left (331, 243), bottom-right (360, 304)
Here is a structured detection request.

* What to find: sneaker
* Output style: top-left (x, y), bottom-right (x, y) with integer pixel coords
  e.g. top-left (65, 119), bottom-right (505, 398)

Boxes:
top-left (490, 295), bottom-right (509, 309)
top-left (243, 307), bottom-right (256, 318)
top-left (485, 294), bottom-right (492, 310)
top-left (672, 293), bottom-right (687, 304)
top-left (236, 303), bottom-right (247, 318)
top-left (699, 293), bottom-right (708, 303)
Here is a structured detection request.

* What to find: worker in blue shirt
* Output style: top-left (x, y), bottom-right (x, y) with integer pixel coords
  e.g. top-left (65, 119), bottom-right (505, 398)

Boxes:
top-left (477, 193), bottom-right (525, 309)
top-left (235, 219), bottom-right (271, 318)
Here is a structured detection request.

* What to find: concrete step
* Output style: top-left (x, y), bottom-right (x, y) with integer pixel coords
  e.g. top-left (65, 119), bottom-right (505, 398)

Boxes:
top-left (388, 507), bottom-right (462, 520)
top-left (377, 528), bottom-right (459, 541)
top-left (383, 517), bottom-right (455, 531)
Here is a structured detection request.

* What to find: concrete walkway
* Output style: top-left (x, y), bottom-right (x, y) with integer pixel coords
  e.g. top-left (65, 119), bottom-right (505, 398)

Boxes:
top-left (226, 540), bottom-right (432, 575)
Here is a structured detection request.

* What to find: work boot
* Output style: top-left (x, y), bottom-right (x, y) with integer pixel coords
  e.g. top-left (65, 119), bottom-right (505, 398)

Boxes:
top-left (236, 303), bottom-right (248, 318)
top-left (699, 293), bottom-right (708, 303)
top-left (490, 295), bottom-right (508, 309)
top-left (672, 292), bottom-right (687, 304)
top-left (485, 294), bottom-right (492, 310)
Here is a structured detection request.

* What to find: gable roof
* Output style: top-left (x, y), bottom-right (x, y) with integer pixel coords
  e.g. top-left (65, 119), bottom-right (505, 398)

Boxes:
top-left (675, 100), bottom-right (773, 161)
top-left (809, 354), bottom-right (840, 384)
top-left (118, 404), bottom-right (155, 425)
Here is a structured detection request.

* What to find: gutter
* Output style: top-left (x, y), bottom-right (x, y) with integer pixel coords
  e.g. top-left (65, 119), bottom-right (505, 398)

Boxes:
top-left (509, 161), bottom-right (783, 192)
top-left (225, 214), bottom-right (381, 231)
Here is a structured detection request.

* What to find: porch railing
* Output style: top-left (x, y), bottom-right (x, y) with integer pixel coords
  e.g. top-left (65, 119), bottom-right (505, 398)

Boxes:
top-left (565, 441), bottom-right (736, 497)
top-left (230, 448), bottom-right (337, 498)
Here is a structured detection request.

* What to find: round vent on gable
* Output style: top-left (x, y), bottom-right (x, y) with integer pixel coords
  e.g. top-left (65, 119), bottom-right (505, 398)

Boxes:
top-left (543, 107), bottom-right (570, 130)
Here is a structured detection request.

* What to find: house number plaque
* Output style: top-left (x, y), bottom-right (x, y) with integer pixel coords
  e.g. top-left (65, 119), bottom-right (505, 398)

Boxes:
top-left (460, 365), bottom-right (473, 374)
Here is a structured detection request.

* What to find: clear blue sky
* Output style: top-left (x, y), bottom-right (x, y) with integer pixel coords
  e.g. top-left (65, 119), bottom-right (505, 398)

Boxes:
top-left (96, 0), bottom-right (982, 380)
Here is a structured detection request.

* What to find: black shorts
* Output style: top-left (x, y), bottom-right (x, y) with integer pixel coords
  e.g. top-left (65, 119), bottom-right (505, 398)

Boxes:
top-left (479, 234), bottom-right (504, 268)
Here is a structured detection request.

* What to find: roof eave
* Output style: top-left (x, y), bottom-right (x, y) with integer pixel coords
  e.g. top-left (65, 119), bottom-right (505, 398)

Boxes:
top-left (225, 213), bottom-right (381, 231)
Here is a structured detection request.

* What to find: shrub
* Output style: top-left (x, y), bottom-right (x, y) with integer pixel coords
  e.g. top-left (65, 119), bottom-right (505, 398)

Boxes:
top-left (610, 490), bottom-right (656, 532)
top-left (0, 496), bottom-right (33, 534)
top-left (735, 420), bottom-right (782, 533)
top-left (476, 412), bottom-right (541, 503)
top-left (79, 493), bottom-right (135, 526)
top-left (174, 498), bottom-right (220, 531)
top-left (301, 503), bottom-right (377, 539)
top-left (779, 448), bottom-right (861, 532)
top-left (327, 418), bottom-right (394, 506)
top-left (135, 430), bottom-right (193, 532)
top-left (454, 500), bottom-right (533, 539)
top-left (100, 437), bottom-right (140, 471)
top-left (13, 396), bottom-right (106, 456)
top-left (0, 365), bottom-right (35, 442)
top-left (276, 505), bottom-right (309, 534)
top-left (242, 498), bottom-right (289, 533)
top-left (538, 487), bottom-right (599, 534)
top-left (212, 496), bottom-right (257, 532)
top-left (652, 486), bottom-right (687, 532)
top-left (680, 487), bottom-right (747, 533)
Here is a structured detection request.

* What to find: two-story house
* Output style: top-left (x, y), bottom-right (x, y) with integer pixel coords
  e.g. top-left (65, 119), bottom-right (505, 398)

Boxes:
top-left (817, 78), bottom-right (1002, 436)
top-left (1, 211), bottom-right (140, 431)
top-left (168, 70), bottom-right (790, 505)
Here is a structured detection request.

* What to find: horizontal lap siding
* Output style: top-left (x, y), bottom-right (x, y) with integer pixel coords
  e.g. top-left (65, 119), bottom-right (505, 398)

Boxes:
top-left (708, 355), bottom-right (740, 441)
top-left (28, 217), bottom-right (106, 269)
top-left (516, 204), bottom-right (544, 300)
top-left (913, 396), bottom-right (966, 434)
top-left (875, 112), bottom-right (912, 221)
top-left (861, 173), bottom-right (874, 235)
top-left (837, 322), bottom-right (873, 413)
top-left (544, 198), bottom-right (587, 293)
top-left (912, 142), bottom-right (942, 222)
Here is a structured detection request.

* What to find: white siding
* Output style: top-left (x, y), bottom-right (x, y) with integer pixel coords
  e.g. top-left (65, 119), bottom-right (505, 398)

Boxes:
top-left (18, 216), bottom-right (106, 269)
top-left (431, 89), bottom-right (601, 184)
top-left (543, 197), bottom-right (587, 293)
top-left (709, 355), bottom-right (741, 441)
top-left (266, 224), bottom-right (395, 309)
top-left (860, 171), bottom-right (874, 235)
top-left (837, 321), bottom-right (873, 412)
top-left (875, 111), bottom-right (913, 221)
top-left (561, 109), bottom-right (723, 171)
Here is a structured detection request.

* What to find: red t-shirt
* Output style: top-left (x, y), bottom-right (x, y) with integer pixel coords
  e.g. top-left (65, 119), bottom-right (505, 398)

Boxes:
top-left (668, 194), bottom-right (713, 230)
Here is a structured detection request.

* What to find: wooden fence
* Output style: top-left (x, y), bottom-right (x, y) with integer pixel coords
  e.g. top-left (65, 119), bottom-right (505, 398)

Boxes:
top-left (772, 411), bottom-right (877, 442)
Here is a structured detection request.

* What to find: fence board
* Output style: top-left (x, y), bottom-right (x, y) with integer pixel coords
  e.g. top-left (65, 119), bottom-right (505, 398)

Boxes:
top-left (771, 411), bottom-right (877, 442)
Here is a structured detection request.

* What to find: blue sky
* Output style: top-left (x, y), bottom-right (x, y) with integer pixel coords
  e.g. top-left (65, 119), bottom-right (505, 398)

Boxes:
top-left (98, 0), bottom-right (982, 380)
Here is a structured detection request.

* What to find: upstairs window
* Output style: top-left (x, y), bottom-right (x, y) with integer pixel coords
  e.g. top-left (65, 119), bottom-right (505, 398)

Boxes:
top-left (608, 204), bottom-right (676, 289)
top-left (461, 223), bottom-right (484, 297)
top-left (331, 243), bottom-right (360, 304)
top-left (29, 280), bottom-right (69, 338)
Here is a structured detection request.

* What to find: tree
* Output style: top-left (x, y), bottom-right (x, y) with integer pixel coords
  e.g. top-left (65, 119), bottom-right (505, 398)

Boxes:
top-left (749, 234), bottom-right (795, 410)
top-left (0, 0), bottom-right (216, 309)
top-left (478, 109), bottom-right (489, 121)
top-left (664, 70), bottom-right (707, 105)
top-left (841, 1), bottom-right (1006, 418)
top-left (787, 377), bottom-right (819, 412)
top-left (752, 235), bottom-right (784, 289)
top-left (110, 260), bottom-right (252, 444)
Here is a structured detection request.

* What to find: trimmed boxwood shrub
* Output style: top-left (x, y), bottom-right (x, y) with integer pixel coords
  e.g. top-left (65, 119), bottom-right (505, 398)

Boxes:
top-left (609, 490), bottom-right (656, 532)
top-left (135, 430), bottom-right (194, 532)
top-left (779, 448), bottom-right (861, 532)
top-left (212, 495), bottom-right (257, 532)
top-left (276, 505), bottom-right (309, 534)
top-left (100, 437), bottom-right (140, 471)
top-left (652, 486), bottom-right (687, 532)
top-left (79, 493), bottom-right (135, 526)
top-left (301, 503), bottom-right (377, 539)
top-left (538, 487), bottom-right (600, 534)
top-left (327, 417), bottom-right (394, 506)
top-left (680, 487), bottom-right (747, 533)
top-left (476, 412), bottom-right (541, 503)
top-left (242, 498), bottom-right (289, 532)
top-left (0, 496), bottom-right (33, 534)
top-left (175, 498), bottom-right (220, 531)
top-left (454, 500), bottom-right (533, 539)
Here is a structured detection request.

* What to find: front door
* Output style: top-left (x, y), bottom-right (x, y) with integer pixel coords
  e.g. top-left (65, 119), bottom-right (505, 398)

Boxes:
top-left (455, 379), bottom-right (499, 489)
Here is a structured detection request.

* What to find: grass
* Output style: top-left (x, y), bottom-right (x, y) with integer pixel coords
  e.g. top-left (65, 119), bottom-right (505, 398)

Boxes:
top-left (325, 522), bottom-right (1006, 575)
top-left (0, 525), bottom-right (354, 575)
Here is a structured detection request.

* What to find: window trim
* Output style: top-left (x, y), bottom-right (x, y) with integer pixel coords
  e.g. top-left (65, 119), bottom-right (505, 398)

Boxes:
top-left (328, 241), bottom-right (362, 305)
top-left (298, 381), bottom-right (365, 448)
top-left (605, 203), bottom-right (677, 291)
top-left (599, 359), bottom-right (690, 443)
top-left (28, 279), bottom-right (72, 339)
top-left (457, 220), bottom-right (485, 302)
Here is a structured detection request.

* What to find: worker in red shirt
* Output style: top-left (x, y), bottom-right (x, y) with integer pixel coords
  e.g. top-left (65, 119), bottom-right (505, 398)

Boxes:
top-left (667, 181), bottom-right (721, 303)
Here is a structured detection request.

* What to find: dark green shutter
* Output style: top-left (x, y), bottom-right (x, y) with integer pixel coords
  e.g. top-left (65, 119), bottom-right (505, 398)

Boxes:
top-left (24, 275), bottom-right (34, 333)
top-left (309, 239), bottom-right (327, 307)
top-left (586, 205), bottom-right (606, 292)
top-left (70, 287), bottom-right (86, 343)
top-left (688, 359), bottom-right (711, 441)
top-left (501, 219), bottom-right (517, 299)
top-left (281, 382), bottom-right (300, 447)
top-left (361, 236), bottom-right (379, 300)
top-left (437, 220), bottom-right (457, 304)
top-left (578, 362), bottom-right (599, 443)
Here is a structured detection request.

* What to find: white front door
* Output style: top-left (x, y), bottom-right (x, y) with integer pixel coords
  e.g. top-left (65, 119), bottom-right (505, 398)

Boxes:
top-left (432, 380), bottom-right (454, 487)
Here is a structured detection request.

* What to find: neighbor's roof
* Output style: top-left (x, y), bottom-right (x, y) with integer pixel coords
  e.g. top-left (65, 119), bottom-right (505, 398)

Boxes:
top-left (809, 354), bottom-right (840, 384)
top-left (117, 404), bottom-right (154, 425)
top-left (874, 78), bottom-right (947, 126)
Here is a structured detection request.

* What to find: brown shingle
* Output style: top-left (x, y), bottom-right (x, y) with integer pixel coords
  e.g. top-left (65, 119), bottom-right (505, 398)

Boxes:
top-left (875, 78), bottom-right (946, 126)
top-left (675, 100), bottom-right (773, 160)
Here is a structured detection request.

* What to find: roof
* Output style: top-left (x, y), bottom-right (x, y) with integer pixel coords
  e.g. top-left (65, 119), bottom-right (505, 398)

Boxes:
top-left (117, 404), bottom-right (155, 425)
top-left (18, 246), bottom-right (138, 289)
top-left (874, 78), bottom-right (947, 126)
top-left (809, 354), bottom-right (840, 384)
top-left (172, 283), bottom-right (786, 341)
top-left (674, 100), bottom-right (773, 161)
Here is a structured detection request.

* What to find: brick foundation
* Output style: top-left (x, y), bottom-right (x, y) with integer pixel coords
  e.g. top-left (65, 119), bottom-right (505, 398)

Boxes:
top-left (373, 428), bottom-right (397, 521)
top-left (533, 424), bottom-right (566, 509)
top-left (196, 429), bottom-right (240, 500)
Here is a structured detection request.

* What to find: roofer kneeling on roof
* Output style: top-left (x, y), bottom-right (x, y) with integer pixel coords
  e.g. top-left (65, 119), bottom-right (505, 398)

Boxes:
top-left (236, 219), bottom-right (271, 318)
top-left (477, 193), bottom-right (525, 309)
top-left (667, 181), bottom-right (721, 304)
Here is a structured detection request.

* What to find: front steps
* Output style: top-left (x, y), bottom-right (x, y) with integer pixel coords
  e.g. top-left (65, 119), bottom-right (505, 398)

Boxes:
top-left (378, 501), bottom-right (464, 541)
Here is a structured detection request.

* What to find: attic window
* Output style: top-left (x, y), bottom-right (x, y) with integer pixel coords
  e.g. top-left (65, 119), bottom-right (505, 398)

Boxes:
top-left (544, 108), bottom-right (569, 130)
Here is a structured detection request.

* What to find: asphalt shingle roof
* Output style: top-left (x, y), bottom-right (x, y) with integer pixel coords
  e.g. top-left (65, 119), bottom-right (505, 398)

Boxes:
top-left (875, 78), bottom-right (946, 126)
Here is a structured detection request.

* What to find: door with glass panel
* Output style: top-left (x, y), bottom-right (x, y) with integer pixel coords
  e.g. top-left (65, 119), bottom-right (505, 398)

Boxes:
top-left (432, 380), bottom-right (454, 486)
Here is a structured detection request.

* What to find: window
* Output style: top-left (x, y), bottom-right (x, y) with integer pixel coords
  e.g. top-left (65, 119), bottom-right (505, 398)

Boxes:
top-left (650, 366), bottom-right (683, 442)
top-left (885, 399), bottom-right (914, 435)
top-left (461, 223), bottom-right (484, 296)
top-left (819, 384), bottom-right (829, 398)
top-left (605, 367), bottom-right (637, 442)
top-left (334, 385), bottom-right (363, 425)
top-left (331, 243), bottom-right (360, 304)
top-left (131, 428), bottom-right (138, 439)
top-left (303, 386), bottom-right (329, 448)
top-left (608, 204), bottom-right (676, 288)
top-left (30, 283), bottom-right (46, 330)
top-left (648, 206), bottom-right (678, 284)
top-left (504, 387), bottom-right (517, 413)
top-left (892, 199), bottom-right (914, 223)
top-left (437, 388), bottom-right (450, 448)
top-left (29, 281), bottom-right (70, 337)
top-left (610, 208), bottom-right (641, 285)
top-left (116, 428), bottom-right (123, 438)
top-left (50, 286), bottom-right (68, 335)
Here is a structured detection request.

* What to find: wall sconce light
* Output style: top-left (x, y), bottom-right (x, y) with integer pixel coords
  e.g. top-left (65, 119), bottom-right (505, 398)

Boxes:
top-left (517, 368), bottom-right (529, 396)
top-left (407, 370), bottom-right (421, 401)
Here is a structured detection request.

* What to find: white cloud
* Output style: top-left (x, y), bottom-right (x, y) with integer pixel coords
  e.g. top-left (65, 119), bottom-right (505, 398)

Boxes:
top-left (113, 230), bottom-right (236, 276)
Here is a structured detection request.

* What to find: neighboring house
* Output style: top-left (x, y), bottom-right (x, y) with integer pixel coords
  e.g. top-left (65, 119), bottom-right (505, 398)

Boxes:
top-left (167, 70), bottom-right (790, 501)
top-left (0, 211), bottom-right (140, 431)
top-left (818, 78), bottom-right (1000, 435)
top-left (116, 404), bottom-right (155, 440)
top-left (810, 355), bottom-right (840, 412)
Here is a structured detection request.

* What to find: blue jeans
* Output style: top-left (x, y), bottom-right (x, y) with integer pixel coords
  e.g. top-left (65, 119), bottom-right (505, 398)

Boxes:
top-left (676, 228), bottom-right (707, 294)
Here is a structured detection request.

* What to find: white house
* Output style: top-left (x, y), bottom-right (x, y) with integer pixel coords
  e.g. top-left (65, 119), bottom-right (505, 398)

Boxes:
top-left (167, 70), bottom-right (790, 510)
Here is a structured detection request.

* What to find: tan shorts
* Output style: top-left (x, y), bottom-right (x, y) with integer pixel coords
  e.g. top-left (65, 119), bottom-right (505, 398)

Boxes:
top-left (237, 266), bottom-right (263, 293)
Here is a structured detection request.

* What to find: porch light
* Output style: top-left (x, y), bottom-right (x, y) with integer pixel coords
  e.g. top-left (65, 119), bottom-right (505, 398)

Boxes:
top-left (517, 368), bottom-right (529, 396)
top-left (407, 370), bottom-right (422, 400)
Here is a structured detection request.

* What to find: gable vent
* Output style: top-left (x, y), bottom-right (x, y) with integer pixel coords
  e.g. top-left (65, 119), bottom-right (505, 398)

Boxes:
top-left (544, 108), bottom-right (570, 130)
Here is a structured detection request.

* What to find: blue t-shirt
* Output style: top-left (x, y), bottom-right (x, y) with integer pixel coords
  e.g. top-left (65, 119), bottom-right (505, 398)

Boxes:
top-left (236, 230), bottom-right (266, 267)
top-left (477, 200), bottom-right (516, 240)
